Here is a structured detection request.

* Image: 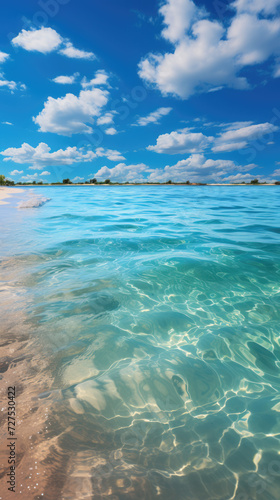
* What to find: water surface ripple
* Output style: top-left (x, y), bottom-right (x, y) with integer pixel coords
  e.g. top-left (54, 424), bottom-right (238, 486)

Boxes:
top-left (0, 186), bottom-right (280, 500)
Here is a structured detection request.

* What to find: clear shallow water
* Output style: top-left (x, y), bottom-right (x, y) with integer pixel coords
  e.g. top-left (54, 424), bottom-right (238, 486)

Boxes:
top-left (1, 186), bottom-right (280, 500)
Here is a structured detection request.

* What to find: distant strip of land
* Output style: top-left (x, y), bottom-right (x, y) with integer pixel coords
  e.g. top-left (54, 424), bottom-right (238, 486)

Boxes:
top-left (1, 183), bottom-right (279, 194)
top-left (1, 173), bottom-right (279, 189)
top-left (11, 182), bottom-right (279, 186)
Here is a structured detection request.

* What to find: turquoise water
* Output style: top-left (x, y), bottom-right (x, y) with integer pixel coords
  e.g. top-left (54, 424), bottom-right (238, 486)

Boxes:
top-left (1, 186), bottom-right (280, 499)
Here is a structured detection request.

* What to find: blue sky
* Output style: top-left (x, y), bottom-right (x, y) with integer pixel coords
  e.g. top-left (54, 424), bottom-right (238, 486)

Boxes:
top-left (0, 0), bottom-right (280, 183)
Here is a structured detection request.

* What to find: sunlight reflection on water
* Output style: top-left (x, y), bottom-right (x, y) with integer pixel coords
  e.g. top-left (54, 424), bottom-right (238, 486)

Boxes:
top-left (0, 186), bottom-right (280, 499)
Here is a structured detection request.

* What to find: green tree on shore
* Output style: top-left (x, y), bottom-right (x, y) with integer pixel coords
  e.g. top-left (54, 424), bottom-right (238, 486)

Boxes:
top-left (0, 175), bottom-right (15, 186)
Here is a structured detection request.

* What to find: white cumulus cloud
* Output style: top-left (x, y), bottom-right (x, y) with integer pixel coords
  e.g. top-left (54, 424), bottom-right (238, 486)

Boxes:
top-left (95, 163), bottom-right (150, 183)
top-left (10, 169), bottom-right (23, 175)
top-left (12, 27), bottom-right (63, 53)
top-left (11, 27), bottom-right (95, 60)
top-left (97, 112), bottom-right (115, 126)
top-left (2, 142), bottom-right (125, 169)
top-left (223, 173), bottom-right (269, 182)
top-left (92, 155), bottom-right (261, 184)
top-left (59, 42), bottom-right (95, 60)
top-left (33, 88), bottom-right (109, 135)
top-left (0, 73), bottom-right (26, 92)
top-left (0, 51), bottom-right (9, 63)
top-left (52, 73), bottom-right (79, 84)
top-left (95, 148), bottom-right (125, 161)
top-left (72, 176), bottom-right (84, 182)
top-left (21, 173), bottom-right (38, 181)
top-left (0, 78), bottom-right (16, 90)
top-left (160, 0), bottom-right (201, 43)
top-left (139, 0), bottom-right (280, 99)
top-left (1, 142), bottom-right (96, 169)
top-left (233, 0), bottom-right (280, 14)
top-left (148, 155), bottom-right (257, 183)
top-left (81, 71), bottom-right (110, 88)
top-left (147, 128), bottom-right (213, 154)
top-left (105, 127), bottom-right (117, 135)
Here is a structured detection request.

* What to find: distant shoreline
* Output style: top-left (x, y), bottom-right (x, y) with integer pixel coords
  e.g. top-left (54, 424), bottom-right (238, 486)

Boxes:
top-left (9, 183), bottom-right (279, 187)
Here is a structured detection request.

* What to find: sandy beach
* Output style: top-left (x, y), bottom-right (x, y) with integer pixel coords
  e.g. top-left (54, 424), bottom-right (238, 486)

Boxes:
top-left (0, 187), bottom-right (23, 205)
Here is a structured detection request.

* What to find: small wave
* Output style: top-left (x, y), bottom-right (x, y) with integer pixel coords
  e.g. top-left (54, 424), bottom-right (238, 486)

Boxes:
top-left (18, 196), bottom-right (50, 209)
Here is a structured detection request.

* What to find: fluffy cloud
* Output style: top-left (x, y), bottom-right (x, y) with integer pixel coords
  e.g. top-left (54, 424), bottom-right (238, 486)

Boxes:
top-left (33, 88), bottom-right (109, 135)
top-left (81, 71), bottom-right (110, 88)
top-left (213, 122), bottom-right (279, 152)
top-left (21, 173), bottom-right (38, 181)
top-left (92, 155), bottom-right (260, 183)
top-left (1, 142), bottom-right (96, 169)
top-left (223, 173), bottom-right (270, 182)
top-left (0, 51), bottom-right (9, 63)
top-left (20, 171), bottom-right (50, 180)
top-left (12, 27), bottom-right (63, 53)
top-left (10, 169), bottom-right (23, 175)
top-left (2, 121), bottom-right (13, 125)
top-left (135, 107), bottom-right (172, 126)
top-left (159, 0), bottom-right (200, 43)
top-left (95, 148), bottom-right (125, 161)
top-left (59, 42), bottom-right (95, 60)
top-left (138, 0), bottom-right (280, 98)
top-left (227, 14), bottom-right (280, 66)
top-left (2, 142), bottom-right (125, 169)
top-left (95, 163), bottom-right (150, 182)
top-left (105, 127), bottom-right (117, 135)
top-left (272, 168), bottom-right (280, 176)
top-left (0, 77), bottom-right (16, 90)
top-left (72, 176), bottom-right (84, 182)
top-left (148, 155), bottom-right (257, 183)
top-left (233, 0), bottom-right (280, 14)
top-left (97, 112), bottom-right (115, 126)
top-left (52, 73), bottom-right (79, 84)
top-left (0, 73), bottom-right (26, 92)
top-left (96, 109), bottom-right (118, 134)
top-left (147, 121), bottom-right (279, 155)
top-left (147, 128), bottom-right (213, 154)
top-left (11, 27), bottom-right (95, 60)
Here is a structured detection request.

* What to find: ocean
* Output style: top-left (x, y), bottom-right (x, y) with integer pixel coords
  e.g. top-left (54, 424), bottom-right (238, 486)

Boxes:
top-left (1, 186), bottom-right (280, 500)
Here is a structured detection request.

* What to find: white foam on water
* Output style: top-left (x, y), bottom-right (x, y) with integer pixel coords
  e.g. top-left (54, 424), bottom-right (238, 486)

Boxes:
top-left (18, 196), bottom-right (50, 209)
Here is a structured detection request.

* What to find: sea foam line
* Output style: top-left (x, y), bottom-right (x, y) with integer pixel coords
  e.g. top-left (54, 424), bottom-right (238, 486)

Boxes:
top-left (17, 196), bottom-right (51, 209)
